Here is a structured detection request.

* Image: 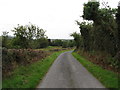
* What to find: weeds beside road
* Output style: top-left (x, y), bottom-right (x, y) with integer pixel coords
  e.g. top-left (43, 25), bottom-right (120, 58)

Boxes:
top-left (72, 52), bottom-right (119, 88)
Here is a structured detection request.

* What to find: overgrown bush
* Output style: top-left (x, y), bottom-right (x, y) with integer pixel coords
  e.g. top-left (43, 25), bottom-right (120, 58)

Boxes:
top-left (77, 50), bottom-right (119, 73)
top-left (2, 48), bottom-right (48, 77)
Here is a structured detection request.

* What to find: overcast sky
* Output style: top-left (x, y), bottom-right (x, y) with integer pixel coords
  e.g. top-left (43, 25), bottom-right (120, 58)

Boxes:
top-left (0, 0), bottom-right (119, 39)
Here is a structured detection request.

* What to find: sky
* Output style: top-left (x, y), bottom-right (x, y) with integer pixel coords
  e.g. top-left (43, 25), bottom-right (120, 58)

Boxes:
top-left (0, 0), bottom-right (119, 39)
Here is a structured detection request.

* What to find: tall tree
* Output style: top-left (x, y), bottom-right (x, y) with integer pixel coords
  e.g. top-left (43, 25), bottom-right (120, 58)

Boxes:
top-left (12, 24), bottom-right (48, 49)
top-left (70, 32), bottom-right (81, 50)
top-left (116, 3), bottom-right (120, 51)
top-left (76, 21), bottom-right (92, 51)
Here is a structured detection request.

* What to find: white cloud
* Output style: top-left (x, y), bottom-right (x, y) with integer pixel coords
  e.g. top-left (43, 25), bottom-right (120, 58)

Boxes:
top-left (0, 0), bottom-right (119, 39)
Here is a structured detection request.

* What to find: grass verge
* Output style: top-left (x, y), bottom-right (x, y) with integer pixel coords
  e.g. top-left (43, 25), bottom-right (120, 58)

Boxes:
top-left (72, 52), bottom-right (119, 89)
top-left (3, 50), bottom-right (69, 88)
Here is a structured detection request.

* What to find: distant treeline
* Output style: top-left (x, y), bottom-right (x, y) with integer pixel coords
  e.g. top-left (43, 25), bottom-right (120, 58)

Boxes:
top-left (1, 24), bottom-right (75, 49)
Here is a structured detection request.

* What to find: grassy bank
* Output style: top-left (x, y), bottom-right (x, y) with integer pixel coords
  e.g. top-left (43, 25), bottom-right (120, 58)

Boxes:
top-left (3, 50), bottom-right (68, 88)
top-left (72, 52), bottom-right (119, 89)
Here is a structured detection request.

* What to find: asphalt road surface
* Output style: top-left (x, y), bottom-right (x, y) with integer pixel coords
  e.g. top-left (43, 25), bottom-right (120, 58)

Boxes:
top-left (37, 51), bottom-right (105, 88)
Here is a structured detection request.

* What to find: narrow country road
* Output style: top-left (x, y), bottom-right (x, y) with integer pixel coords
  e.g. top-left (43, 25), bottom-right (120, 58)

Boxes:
top-left (37, 51), bottom-right (105, 88)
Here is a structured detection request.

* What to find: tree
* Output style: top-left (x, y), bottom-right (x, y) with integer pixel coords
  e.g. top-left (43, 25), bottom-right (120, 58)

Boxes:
top-left (62, 41), bottom-right (68, 48)
top-left (12, 24), bottom-right (48, 49)
top-left (2, 31), bottom-right (9, 48)
top-left (51, 40), bottom-right (63, 46)
top-left (80, 1), bottom-right (117, 55)
top-left (116, 4), bottom-right (120, 51)
top-left (68, 40), bottom-right (75, 47)
top-left (93, 8), bottom-right (117, 55)
top-left (70, 32), bottom-right (81, 49)
top-left (36, 38), bottom-right (49, 48)
top-left (76, 21), bottom-right (92, 51)
top-left (83, 1), bottom-right (99, 22)
top-left (12, 25), bottom-right (29, 48)
top-left (72, 0), bottom-right (120, 70)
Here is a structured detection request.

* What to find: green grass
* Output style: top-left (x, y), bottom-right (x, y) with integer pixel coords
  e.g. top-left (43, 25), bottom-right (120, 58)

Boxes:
top-left (3, 50), bottom-right (68, 88)
top-left (72, 52), bottom-right (119, 89)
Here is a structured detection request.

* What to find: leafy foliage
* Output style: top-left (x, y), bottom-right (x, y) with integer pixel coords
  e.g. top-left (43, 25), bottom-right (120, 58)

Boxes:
top-left (36, 38), bottom-right (49, 48)
top-left (70, 32), bottom-right (81, 49)
top-left (83, 1), bottom-right (99, 21)
top-left (76, 21), bottom-right (93, 51)
top-left (116, 6), bottom-right (120, 51)
top-left (72, 1), bottom-right (120, 70)
top-left (62, 40), bottom-right (75, 48)
top-left (51, 40), bottom-right (63, 46)
top-left (12, 24), bottom-right (48, 49)
top-left (50, 39), bottom-right (75, 48)
top-left (2, 24), bottom-right (49, 49)
top-left (2, 31), bottom-right (9, 48)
